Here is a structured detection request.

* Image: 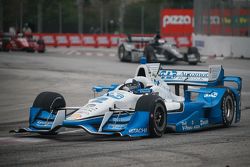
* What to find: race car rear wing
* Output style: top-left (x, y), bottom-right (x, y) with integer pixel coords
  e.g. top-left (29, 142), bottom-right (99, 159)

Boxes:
top-left (121, 34), bottom-right (154, 43)
top-left (135, 63), bottom-right (241, 91)
top-left (158, 65), bottom-right (224, 86)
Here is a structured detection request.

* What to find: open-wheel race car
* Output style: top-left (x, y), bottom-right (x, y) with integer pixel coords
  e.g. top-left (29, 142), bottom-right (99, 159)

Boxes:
top-left (118, 34), bottom-right (200, 65)
top-left (0, 33), bottom-right (45, 53)
top-left (12, 63), bottom-right (242, 138)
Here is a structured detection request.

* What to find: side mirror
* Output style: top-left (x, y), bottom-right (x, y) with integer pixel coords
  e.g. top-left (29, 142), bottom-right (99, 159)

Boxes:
top-left (92, 86), bottom-right (104, 93)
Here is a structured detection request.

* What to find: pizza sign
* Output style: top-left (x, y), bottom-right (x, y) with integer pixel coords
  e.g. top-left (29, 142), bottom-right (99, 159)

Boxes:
top-left (161, 9), bottom-right (194, 36)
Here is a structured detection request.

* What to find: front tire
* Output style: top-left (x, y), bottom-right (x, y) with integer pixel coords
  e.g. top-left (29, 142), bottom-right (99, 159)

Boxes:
top-left (135, 95), bottom-right (167, 137)
top-left (33, 92), bottom-right (66, 112)
top-left (118, 45), bottom-right (127, 62)
top-left (221, 89), bottom-right (235, 127)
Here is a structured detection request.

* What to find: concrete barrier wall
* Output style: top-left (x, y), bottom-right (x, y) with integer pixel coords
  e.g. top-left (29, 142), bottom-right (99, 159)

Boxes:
top-left (193, 34), bottom-right (250, 58)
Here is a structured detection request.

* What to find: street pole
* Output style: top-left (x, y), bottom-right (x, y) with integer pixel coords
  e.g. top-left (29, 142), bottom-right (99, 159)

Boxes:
top-left (141, 6), bottom-right (144, 35)
top-left (37, 0), bottom-right (43, 33)
top-left (0, 0), bottom-right (3, 32)
top-left (59, 2), bottom-right (62, 33)
top-left (77, 0), bottom-right (83, 33)
top-left (100, 1), bottom-right (104, 34)
top-left (20, 0), bottom-right (23, 31)
top-left (119, 0), bottom-right (125, 33)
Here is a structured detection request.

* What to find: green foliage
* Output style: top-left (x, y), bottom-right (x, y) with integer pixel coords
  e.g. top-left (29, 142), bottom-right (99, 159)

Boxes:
top-left (2, 0), bottom-right (193, 33)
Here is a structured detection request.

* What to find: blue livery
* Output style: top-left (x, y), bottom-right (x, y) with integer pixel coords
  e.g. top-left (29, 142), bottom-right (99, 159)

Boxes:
top-left (12, 63), bottom-right (242, 138)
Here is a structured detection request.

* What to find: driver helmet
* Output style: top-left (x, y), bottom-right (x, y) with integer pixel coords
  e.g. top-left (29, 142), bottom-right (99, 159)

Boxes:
top-left (123, 78), bottom-right (141, 92)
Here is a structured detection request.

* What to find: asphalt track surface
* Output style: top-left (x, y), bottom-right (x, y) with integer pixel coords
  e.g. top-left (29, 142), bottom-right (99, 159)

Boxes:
top-left (0, 47), bottom-right (249, 167)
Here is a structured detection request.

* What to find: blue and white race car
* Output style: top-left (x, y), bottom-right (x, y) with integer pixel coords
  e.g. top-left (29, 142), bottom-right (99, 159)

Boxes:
top-left (12, 63), bottom-right (242, 138)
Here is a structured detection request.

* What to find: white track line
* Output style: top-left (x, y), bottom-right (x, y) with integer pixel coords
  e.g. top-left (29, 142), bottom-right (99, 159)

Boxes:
top-left (66, 50), bottom-right (75, 55)
top-left (96, 53), bottom-right (104, 57)
top-left (109, 53), bottom-right (116, 57)
top-left (85, 52), bottom-right (93, 56)
top-left (75, 51), bottom-right (81, 56)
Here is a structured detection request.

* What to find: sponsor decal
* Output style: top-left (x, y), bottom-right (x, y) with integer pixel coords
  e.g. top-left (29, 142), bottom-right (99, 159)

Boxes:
top-left (83, 36), bottom-right (95, 44)
top-left (36, 120), bottom-right (52, 126)
top-left (111, 124), bottom-right (126, 129)
top-left (85, 104), bottom-right (96, 108)
top-left (70, 113), bottom-right (83, 120)
top-left (208, 65), bottom-right (221, 81)
top-left (56, 36), bottom-right (68, 44)
top-left (92, 97), bottom-right (108, 103)
top-left (161, 9), bottom-right (193, 36)
top-left (195, 40), bottom-right (205, 48)
top-left (159, 70), bottom-right (209, 82)
top-left (107, 92), bottom-right (124, 99)
top-left (129, 128), bottom-right (147, 134)
top-left (163, 15), bottom-right (192, 26)
top-left (97, 36), bottom-right (109, 44)
top-left (43, 35), bottom-right (55, 44)
top-left (200, 119), bottom-right (209, 126)
top-left (181, 119), bottom-right (208, 131)
top-left (69, 36), bottom-right (81, 44)
top-left (177, 36), bottom-right (190, 45)
top-left (159, 70), bottom-right (177, 79)
top-left (153, 79), bottom-right (160, 86)
top-left (204, 92), bottom-right (218, 98)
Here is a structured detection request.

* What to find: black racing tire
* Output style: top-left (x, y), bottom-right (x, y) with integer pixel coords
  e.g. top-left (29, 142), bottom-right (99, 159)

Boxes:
top-left (187, 47), bottom-right (199, 54)
top-left (144, 45), bottom-right (157, 63)
top-left (187, 47), bottom-right (200, 65)
top-left (37, 40), bottom-right (46, 53)
top-left (118, 45), bottom-right (127, 62)
top-left (221, 89), bottom-right (235, 127)
top-left (135, 95), bottom-right (167, 138)
top-left (38, 49), bottom-right (45, 53)
top-left (37, 39), bottom-right (45, 45)
top-left (2, 41), bottom-right (10, 52)
top-left (27, 48), bottom-right (35, 53)
top-left (33, 92), bottom-right (66, 112)
top-left (3, 48), bottom-right (10, 52)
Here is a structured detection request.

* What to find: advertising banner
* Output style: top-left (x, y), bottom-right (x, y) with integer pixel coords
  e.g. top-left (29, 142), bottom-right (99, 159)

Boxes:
top-left (161, 9), bottom-right (194, 36)
top-left (33, 33), bottom-right (193, 48)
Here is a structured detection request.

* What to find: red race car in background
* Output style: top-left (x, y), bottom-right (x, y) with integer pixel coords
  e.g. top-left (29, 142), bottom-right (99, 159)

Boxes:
top-left (0, 32), bottom-right (45, 53)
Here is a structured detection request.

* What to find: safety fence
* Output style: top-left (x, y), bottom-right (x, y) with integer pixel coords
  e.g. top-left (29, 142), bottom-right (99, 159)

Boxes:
top-left (32, 33), bottom-right (192, 48)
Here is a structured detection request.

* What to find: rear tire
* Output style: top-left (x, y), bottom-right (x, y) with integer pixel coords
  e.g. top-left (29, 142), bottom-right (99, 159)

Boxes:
top-left (187, 47), bottom-right (200, 65)
top-left (221, 89), bottom-right (235, 127)
top-left (38, 49), bottom-right (45, 53)
top-left (37, 40), bottom-right (46, 53)
top-left (33, 92), bottom-right (66, 112)
top-left (27, 48), bottom-right (35, 53)
top-left (135, 95), bottom-right (167, 137)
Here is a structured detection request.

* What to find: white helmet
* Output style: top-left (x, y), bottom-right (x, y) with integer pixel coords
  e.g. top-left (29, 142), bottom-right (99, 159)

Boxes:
top-left (132, 76), bottom-right (154, 88)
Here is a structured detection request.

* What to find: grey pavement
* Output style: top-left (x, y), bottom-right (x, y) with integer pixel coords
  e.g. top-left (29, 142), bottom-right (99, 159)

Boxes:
top-left (0, 48), bottom-right (249, 167)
